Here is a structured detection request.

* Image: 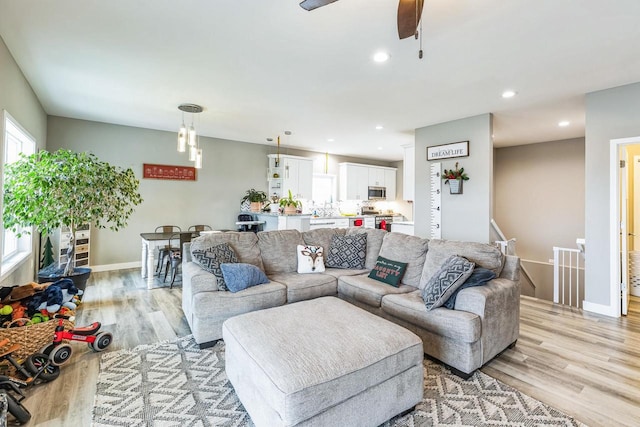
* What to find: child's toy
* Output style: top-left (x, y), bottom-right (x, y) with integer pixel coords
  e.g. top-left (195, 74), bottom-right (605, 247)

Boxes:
top-left (40, 315), bottom-right (113, 366)
top-left (0, 338), bottom-right (59, 383)
top-left (0, 374), bottom-right (31, 424)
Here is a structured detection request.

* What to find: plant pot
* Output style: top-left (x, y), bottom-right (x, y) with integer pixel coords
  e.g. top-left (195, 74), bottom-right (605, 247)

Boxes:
top-left (449, 179), bottom-right (463, 194)
top-left (250, 202), bottom-right (262, 213)
top-left (283, 206), bottom-right (297, 215)
top-left (37, 267), bottom-right (92, 298)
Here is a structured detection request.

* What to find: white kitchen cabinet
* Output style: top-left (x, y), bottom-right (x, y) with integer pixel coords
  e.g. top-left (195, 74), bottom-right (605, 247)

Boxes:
top-left (392, 222), bottom-right (414, 236)
top-left (339, 163), bottom-right (369, 200)
top-left (309, 217), bottom-right (349, 230)
top-left (340, 163), bottom-right (397, 201)
top-left (402, 144), bottom-right (415, 201)
top-left (368, 167), bottom-right (385, 187)
top-left (268, 154), bottom-right (313, 200)
top-left (364, 217), bottom-right (375, 229)
top-left (384, 168), bottom-right (396, 201)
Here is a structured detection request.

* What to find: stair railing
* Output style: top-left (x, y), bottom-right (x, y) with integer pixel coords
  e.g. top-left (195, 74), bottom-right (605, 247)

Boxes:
top-left (553, 245), bottom-right (583, 308)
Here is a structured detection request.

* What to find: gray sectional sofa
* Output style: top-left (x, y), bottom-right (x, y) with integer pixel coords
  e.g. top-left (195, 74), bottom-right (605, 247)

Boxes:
top-left (181, 227), bottom-right (520, 377)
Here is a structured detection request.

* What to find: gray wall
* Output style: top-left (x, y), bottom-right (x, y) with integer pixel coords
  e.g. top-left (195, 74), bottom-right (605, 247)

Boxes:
top-left (47, 116), bottom-right (396, 267)
top-left (494, 138), bottom-right (585, 301)
top-left (0, 36), bottom-right (47, 285)
top-left (585, 82), bottom-right (640, 307)
top-left (415, 114), bottom-right (493, 242)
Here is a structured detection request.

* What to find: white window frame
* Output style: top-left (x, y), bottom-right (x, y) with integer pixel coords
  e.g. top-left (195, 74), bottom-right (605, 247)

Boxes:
top-left (1, 110), bottom-right (35, 278)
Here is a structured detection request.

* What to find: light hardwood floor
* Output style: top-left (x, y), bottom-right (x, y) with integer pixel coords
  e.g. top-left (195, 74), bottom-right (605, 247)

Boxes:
top-left (18, 269), bottom-right (640, 426)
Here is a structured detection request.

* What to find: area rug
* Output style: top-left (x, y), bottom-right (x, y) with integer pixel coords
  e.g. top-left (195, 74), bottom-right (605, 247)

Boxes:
top-left (92, 335), bottom-right (585, 427)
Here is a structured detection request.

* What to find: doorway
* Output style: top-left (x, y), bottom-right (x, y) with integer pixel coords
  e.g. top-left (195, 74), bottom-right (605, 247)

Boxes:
top-left (610, 136), bottom-right (640, 317)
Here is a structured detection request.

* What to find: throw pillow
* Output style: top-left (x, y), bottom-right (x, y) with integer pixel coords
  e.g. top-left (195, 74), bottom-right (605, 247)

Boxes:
top-left (442, 267), bottom-right (496, 309)
top-left (191, 243), bottom-right (238, 291)
top-left (296, 245), bottom-right (326, 273)
top-left (220, 263), bottom-right (269, 293)
top-left (368, 256), bottom-right (408, 287)
top-left (422, 255), bottom-right (475, 311)
top-left (325, 234), bottom-right (367, 269)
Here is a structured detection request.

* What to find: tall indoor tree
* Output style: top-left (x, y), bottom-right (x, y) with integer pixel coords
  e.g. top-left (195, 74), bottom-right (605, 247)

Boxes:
top-left (3, 149), bottom-right (143, 276)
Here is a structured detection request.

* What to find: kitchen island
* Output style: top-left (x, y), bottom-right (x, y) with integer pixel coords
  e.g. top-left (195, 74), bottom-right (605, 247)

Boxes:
top-left (255, 213), bottom-right (404, 231)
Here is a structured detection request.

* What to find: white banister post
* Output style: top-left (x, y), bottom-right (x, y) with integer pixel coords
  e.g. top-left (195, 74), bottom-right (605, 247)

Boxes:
top-left (553, 247), bottom-right (560, 304)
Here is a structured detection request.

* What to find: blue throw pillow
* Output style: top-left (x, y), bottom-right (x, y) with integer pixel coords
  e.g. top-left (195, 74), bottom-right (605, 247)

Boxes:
top-left (442, 267), bottom-right (496, 309)
top-left (220, 263), bottom-right (269, 293)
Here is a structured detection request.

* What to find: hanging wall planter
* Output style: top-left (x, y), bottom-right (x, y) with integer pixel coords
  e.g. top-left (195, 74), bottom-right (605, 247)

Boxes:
top-left (442, 162), bottom-right (469, 195)
top-left (449, 179), bottom-right (463, 194)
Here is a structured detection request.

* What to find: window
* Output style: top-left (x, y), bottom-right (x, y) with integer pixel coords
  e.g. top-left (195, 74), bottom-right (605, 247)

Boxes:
top-left (1, 111), bottom-right (35, 274)
top-left (312, 174), bottom-right (336, 204)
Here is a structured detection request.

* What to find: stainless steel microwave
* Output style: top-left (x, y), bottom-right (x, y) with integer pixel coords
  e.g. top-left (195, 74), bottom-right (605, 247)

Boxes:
top-left (368, 186), bottom-right (386, 200)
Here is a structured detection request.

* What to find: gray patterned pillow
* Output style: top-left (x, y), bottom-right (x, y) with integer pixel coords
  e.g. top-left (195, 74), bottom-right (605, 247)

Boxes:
top-left (325, 234), bottom-right (367, 269)
top-left (192, 243), bottom-right (238, 291)
top-left (422, 255), bottom-right (475, 311)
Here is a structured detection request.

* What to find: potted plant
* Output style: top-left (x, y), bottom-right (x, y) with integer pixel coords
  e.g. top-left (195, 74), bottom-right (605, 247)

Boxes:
top-left (241, 189), bottom-right (268, 213)
top-left (442, 162), bottom-right (469, 194)
top-left (279, 190), bottom-right (302, 215)
top-left (2, 149), bottom-right (143, 289)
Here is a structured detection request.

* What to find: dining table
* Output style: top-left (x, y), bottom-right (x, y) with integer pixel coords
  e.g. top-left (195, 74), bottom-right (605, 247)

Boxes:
top-left (140, 231), bottom-right (196, 288)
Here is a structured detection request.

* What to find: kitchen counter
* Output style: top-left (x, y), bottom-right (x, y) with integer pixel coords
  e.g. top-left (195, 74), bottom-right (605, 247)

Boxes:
top-left (255, 213), bottom-right (405, 232)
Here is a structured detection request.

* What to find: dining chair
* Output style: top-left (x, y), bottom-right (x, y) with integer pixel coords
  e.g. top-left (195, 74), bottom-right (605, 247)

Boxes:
top-left (188, 224), bottom-right (213, 234)
top-left (163, 233), bottom-right (183, 288)
top-left (155, 225), bottom-right (181, 275)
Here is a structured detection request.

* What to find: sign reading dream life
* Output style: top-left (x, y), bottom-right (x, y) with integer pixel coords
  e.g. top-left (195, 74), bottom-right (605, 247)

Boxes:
top-left (427, 141), bottom-right (469, 161)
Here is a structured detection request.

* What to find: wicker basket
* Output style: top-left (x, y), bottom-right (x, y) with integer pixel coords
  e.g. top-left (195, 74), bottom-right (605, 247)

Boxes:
top-left (0, 318), bottom-right (74, 374)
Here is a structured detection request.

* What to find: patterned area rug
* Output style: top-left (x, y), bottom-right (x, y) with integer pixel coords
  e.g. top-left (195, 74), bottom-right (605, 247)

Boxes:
top-left (92, 335), bottom-right (585, 427)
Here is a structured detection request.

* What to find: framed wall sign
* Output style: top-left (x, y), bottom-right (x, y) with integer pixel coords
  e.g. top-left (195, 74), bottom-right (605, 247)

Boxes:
top-left (143, 163), bottom-right (196, 181)
top-left (427, 140), bottom-right (469, 161)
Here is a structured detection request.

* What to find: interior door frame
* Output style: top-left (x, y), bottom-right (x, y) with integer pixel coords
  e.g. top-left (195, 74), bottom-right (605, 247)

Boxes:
top-left (610, 136), bottom-right (640, 316)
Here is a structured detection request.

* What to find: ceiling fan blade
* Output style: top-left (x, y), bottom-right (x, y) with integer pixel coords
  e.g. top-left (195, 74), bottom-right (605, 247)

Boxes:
top-left (397, 0), bottom-right (424, 39)
top-left (299, 0), bottom-right (339, 11)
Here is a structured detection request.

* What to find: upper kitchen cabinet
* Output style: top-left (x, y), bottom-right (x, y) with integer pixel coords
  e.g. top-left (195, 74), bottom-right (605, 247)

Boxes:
top-left (268, 154), bottom-right (313, 200)
top-left (339, 162), bottom-right (396, 201)
top-left (402, 144), bottom-right (414, 201)
top-left (339, 163), bottom-right (368, 200)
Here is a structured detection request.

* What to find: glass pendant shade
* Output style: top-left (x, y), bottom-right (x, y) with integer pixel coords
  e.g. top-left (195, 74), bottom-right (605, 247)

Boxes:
top-left (195, 149), bottom-right (203, 169)
top-left (189, 145), bottom-right (197, 161)
top-left (188, 125), bottom-right (196, 146)
top-left (177, 123), bottom-right (187, 152)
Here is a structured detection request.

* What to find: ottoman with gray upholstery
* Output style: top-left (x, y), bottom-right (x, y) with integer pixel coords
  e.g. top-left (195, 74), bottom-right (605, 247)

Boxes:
top-left (223, 296), bottom-right (424, 427)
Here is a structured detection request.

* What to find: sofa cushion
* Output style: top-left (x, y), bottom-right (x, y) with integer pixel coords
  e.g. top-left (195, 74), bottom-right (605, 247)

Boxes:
top-left (257, 230), bottom-right (305, 274)
top-left (422, 255), bottom-right (475, 310)
top-left (368, 256), bottom-right (407, 288)
top-left (191, 231), bottom-right (264, 271)
top-left (420, 239), bottom-right (504, 290)
top-left (381, 291), bottom-right (481, 343)
top-left (296, 245), bottom-right (326, 273)
top-left (268, 272), bottom-right (337, 303)
top-left (443, 267), bottom-right (496, 309)
top-left (221, 263), bottom-right (270, 293)
top-left (346, 227), bottom-right (387, 270)
top-left (302, 228), bottom-right (347, 254)
top-left (338, 274), bottom-right (417, 308)
top-left (326, 234), bottom-right (367, 269)
top-left (191, 243), bottom-right (238, 291)
top-left (323, 268), bottom-right (369, 279)
top-left (378, 233), bottom-right (429, 288)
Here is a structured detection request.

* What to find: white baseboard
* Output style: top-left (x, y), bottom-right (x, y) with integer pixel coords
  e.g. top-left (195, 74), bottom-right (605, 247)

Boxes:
top-left (89, 261), bottom-right (141, 272)
top-left (582, 300), bottom-right (619, 318)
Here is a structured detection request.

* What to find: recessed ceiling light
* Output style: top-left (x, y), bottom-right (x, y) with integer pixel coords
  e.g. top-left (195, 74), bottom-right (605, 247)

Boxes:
top-left (375, 125), bottom-right (384, 130)
top-left (327, 138), bottom-right (335, 142)
top-left (373, 51), bottom-right (390, 63)
top-left (558, 120), bottom-right (570, 127)
top-left (377, 147), bottom-right (383, 150)
top-left (502, 90), bottom-right (516, 98)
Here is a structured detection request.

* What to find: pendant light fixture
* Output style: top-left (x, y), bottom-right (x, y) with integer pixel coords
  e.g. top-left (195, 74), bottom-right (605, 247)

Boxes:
top-left (177, 103), bottom-right (204, 167)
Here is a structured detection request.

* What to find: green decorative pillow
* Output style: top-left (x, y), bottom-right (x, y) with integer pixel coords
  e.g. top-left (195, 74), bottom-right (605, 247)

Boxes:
top-left (422, 255), bottom-right (475, 311)
top-left (368, 256), bottom-right (408, 287)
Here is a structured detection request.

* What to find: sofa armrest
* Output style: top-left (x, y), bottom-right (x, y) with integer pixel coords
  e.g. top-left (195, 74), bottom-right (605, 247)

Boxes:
top-left (499, 255), bottom-right (520, 281)
top-left (182, 261), bottom-right (220, 296)
top-left (454, 278), bottom-right (520, 364)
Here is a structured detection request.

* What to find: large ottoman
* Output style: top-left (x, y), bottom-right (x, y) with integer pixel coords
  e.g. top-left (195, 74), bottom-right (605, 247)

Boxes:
top-left (222, 296), bottom-right (424, 427)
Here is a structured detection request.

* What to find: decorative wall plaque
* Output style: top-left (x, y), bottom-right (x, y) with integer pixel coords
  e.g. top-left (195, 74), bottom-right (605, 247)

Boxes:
top-left (143, 163), bottom-right (196, 181)
top-left (427, 141), bottom-right (469, 161)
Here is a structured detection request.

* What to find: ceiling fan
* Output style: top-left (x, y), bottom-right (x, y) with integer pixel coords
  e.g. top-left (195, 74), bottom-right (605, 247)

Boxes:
top-left (299, 0), bottom-right (424, 40)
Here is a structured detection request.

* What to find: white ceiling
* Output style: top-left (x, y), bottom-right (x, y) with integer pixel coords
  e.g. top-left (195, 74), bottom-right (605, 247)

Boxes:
top-left (1, 0), bottom-right (640, 161)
